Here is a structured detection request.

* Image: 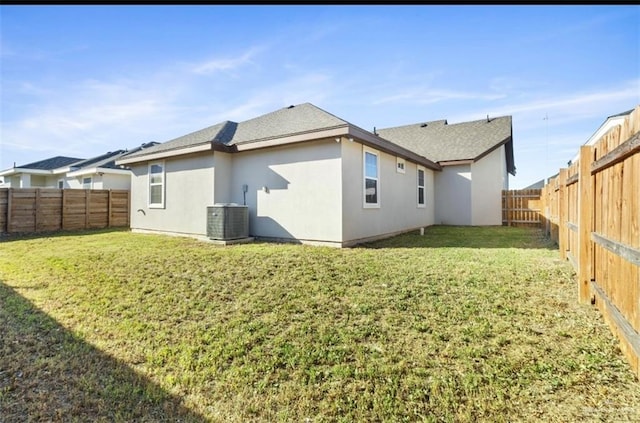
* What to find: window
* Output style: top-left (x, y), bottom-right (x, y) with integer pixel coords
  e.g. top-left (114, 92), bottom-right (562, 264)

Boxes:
top-left (149, 161), bottom-right (165, 208)
top-left (417, 167), bottom-right (426, 207)
top-left (82, 177), bottom-right (92, 189)
top-left (364, 149), bottom-right (380, 207)
top-left (396, 157), bottom-right (406, 174)
top-left (58, 179), bottom-right (64, 189)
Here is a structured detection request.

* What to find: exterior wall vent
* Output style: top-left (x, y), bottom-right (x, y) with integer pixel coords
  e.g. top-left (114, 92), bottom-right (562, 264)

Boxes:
top-left (206, 204), bottom-right (249, 240)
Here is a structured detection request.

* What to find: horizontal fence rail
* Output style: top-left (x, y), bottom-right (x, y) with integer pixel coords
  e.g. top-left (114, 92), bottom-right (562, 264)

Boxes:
top-left (0, 188), bottom-right (130, 235)
top-left (539, 105), bottom-right (640, 379)
top-left (502, 189), bottom-right (542, 227)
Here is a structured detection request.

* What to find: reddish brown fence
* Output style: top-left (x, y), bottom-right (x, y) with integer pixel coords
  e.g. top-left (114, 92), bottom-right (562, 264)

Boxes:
top-left (0, 188), bottom-right (129, 234)
top-left (502, 189), bottom-right (542, 227)
top-left (540, 105), bottom-right (640, 378)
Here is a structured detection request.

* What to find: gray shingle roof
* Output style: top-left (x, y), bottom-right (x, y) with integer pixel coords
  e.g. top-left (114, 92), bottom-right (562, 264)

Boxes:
top-left (121, 103), bottom-right (349, 160)
top-left (69, 150), bottom-right (127, 169)
top-left (18, 156), bottom-right (84, 170)
top-left (377, 116), bottom-right (513, 163)
top-left (230, 103), bottom-right (348, 145)
top-left (122, 121), bottom-right (235, 159)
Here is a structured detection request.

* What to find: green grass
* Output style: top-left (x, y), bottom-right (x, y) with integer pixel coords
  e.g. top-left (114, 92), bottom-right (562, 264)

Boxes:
top-left (1, 226), bottom-right (639, 422)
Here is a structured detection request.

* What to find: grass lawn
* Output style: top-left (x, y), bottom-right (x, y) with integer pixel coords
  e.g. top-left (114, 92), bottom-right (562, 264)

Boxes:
top-left (1, 226), bottom-right (639, 422)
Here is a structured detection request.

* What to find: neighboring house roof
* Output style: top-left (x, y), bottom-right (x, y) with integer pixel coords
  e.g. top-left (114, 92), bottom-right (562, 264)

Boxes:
top-left (0, 156), bottom-right (83, 176)
top-left (66, 142), bottom-right (160, 177)
top-left (0, 143), bottom-right (160, 179)
top-left (117, 103), bottom-right (441, 171)
top-left (376, 115), bottom-right (516, 175)
top-left (522, 179), bottom-right (545, 190)
top-left (570, 107), bottom-right (635, 163)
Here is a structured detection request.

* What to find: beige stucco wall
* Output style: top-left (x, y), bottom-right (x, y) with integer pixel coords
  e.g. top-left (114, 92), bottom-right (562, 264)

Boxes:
top-left (470, 146), bottom-right (506, 226)
top-left (65, 173), bottom-right (131, 190)
top-left (434, 164), bottom-right (472, 225)
top-left (228, 140), bottom-right (343, 243)
top-left (341, 139), bottom-right (435, 244)
top-left (213, 151), bottom-right (232, 204)
top-left (434, 145), bottom-right (507, 226)
top-left (130, 153), bottom-right (215, 237)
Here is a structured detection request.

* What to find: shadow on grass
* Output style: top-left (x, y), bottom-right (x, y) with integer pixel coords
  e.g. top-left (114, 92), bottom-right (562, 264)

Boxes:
top-left (0, 282), bottom-right (206, 423)
top-left (360, 225), bottom-right (559, 250)
top-left (0, 227), bottom-right (130, 243)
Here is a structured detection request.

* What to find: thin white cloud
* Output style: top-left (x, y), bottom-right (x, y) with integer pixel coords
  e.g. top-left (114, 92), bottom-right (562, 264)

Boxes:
top-left (373, 88), bottom-right (505, 106)
top-left (190, 48), bottom-right (262, 75)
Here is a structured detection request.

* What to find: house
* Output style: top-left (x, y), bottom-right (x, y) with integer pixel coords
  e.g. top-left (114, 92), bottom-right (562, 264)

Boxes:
top-left (0, 143), bottom-right (158, 190)
top-left (377, 115), bottom-right (515, 225)
top-left (0, 156), bottom-right (83, 189)
top-left (116, 103), bottom-right (444, 247)
top-left (116, 103), bottom-right (515, 247)
top-left (569, 108), bottom-right (634, 164)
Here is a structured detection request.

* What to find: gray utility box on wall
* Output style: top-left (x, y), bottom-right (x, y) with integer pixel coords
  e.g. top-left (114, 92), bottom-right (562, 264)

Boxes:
top-left (206, 204), bottom-right (249, 240)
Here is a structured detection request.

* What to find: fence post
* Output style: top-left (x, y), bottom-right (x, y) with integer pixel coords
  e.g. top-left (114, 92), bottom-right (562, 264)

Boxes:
top-left (85, 189), bottom-right (90, 229)
top-left (108, 190), bottom-right (113, 228)
top-left (558, 168), bottom-right (568, 260)
top-left (7, 188), bottom-right (13, 233)
top-left (578, 145), bottom-right (594, 303)
top-left (34, 188), bottom-right (41, 232)
top-left (62, 189), bottom-right (67, 230)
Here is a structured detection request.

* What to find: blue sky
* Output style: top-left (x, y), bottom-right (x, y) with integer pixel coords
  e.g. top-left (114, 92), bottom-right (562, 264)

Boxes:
top-left (1, 5), bottom-right (638, 188)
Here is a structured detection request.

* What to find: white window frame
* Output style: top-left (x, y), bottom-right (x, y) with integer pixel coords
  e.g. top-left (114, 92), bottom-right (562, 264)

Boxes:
top-left (363, 147), bottom-right (380, 208)
top-left (82, 177), bottom-right (92, 190)
top-left (396, 157), bottom-right (406, 174)
top-left (417, 166), bottom-right (426, 208)
top-left (149, 161), bottom-right (165, 209)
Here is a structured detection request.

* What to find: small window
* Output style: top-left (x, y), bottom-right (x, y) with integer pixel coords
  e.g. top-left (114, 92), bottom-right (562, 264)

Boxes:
top-left (58, 179), bottom-right (64, 189)
top-left (417, 167), bottom-right (426, 207)
top-left (363, 149), bottom-right (380, 208)
top-left (149, 161), bottom-right (165, 208)
top-left (82, 177), bottom-right (92, 189)
top-left (396, 157), bottom-right (406, 174)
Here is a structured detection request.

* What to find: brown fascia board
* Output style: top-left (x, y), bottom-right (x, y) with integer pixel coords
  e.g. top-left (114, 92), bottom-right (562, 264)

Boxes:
top-left (232, 125), bottom-right (350, 151)
top-left (438, 160), bottom-right (474, 166)
top-left (116, 124), bottom-right (442, 172)
top-left (234, 124), bottom-right (440, 170)
top-left (116, 142), bottom-right (215, 165)
top-left (348, 126), bottom-right (442, 171)
top-left (472, 136), bottom-right (512, 163)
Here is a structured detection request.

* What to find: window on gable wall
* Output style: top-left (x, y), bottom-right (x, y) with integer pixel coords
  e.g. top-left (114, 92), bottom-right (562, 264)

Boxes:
top-left (417, 167), bottom-right (426, 207)
top-left (364, 149), bottom-right (380, 208)
top-left (149, 161), bottom-right (165, 208)
top-left (396, 157), bottom-right (406, 174)
top-left (82, 177), bottom-right (92, 189)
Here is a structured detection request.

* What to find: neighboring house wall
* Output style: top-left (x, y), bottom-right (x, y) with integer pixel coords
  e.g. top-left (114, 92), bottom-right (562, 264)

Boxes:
top-left (341, 139), bottom-right (435, 244)
top-left (130, 153), bottom-right (215, 237)
top-left (470, 146), bottom-right (506, 226)
top-left (434, 164), bottom-right (472, 225)
top-left (229, 140), bottom-right (343, 244)
top-left (66, 173), bottom-right (131, 190)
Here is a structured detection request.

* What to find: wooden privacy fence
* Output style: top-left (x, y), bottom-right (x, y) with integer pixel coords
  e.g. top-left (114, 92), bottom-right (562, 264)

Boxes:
top-left (540, 105), bottom-right (640, 379)
top-left (0, 188), bottom-right (130, 234)
top-left (502, 189), bottom-right (542, 227)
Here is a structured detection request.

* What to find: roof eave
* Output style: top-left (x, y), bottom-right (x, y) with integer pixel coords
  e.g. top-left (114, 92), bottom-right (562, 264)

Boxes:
top-left (233, 125), bottom-right (350, 151)
top-left (0, 168), bottom-right (52, 177)
top-left (67, 166), bottom-right (132, 177)
top-left (351, 126), bottom-right (442, 171)
top-left (116, 143), bottom-right (215, 165)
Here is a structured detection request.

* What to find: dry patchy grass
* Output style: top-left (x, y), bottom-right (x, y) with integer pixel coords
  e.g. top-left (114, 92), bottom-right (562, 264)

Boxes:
top-left (1, 226), bottom-right (638, 422)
